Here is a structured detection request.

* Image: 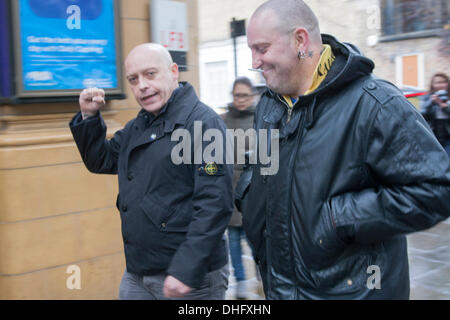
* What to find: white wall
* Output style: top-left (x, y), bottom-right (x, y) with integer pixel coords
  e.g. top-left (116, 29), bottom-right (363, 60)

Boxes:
top-left (199, 36), bottom-right (264, 110)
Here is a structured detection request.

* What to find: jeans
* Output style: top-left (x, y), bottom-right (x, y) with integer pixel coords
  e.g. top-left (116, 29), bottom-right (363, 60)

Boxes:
top-left (118, 264), bottom-right (229, 300)
top-left (228, 226), bottom-right (247, 282)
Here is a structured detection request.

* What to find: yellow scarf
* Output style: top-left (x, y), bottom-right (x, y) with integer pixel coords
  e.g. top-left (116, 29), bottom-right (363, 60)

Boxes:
top-left (283, 44), bottom-right (335, 107)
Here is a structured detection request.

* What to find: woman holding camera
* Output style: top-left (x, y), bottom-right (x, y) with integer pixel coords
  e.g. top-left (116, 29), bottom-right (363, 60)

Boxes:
top-left (421, 73), bottom-right (450, 157)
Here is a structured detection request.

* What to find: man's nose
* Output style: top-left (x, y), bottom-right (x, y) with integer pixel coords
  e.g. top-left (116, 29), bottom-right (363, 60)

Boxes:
top-left (252, 53), bottom-right (262, 69)
top-left (138, 76), bottom-right (150, 91)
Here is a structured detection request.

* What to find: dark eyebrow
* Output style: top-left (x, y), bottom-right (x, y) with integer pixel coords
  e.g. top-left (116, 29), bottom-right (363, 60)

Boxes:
top-left (126, 68), bottom-right (158, 79)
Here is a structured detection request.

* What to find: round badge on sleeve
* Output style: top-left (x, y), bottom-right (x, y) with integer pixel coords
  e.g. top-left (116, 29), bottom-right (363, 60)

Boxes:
top-left (204, 162), bottom-right (218, 176)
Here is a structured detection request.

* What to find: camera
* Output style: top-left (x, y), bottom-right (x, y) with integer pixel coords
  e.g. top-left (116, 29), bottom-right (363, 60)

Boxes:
top-left (435, 90), bottom-right (448, 102)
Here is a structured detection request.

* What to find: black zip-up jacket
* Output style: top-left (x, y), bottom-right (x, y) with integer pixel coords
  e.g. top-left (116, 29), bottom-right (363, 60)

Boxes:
top-left (235, 35), bottom-right (450, 299)
top-left (70, 83), bottom-right (233, 288)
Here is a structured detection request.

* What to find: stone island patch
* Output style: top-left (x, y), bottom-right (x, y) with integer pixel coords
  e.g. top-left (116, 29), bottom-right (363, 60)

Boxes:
top-left (198, 162), bottom-right (224, 176)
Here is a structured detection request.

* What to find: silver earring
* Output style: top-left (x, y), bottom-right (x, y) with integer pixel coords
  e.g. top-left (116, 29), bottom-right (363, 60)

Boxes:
top-left (298, 51), bottom-right (307, 60)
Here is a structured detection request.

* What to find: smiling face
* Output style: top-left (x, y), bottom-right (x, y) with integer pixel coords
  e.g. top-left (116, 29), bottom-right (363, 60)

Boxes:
top-left (247, 10), bottom-right (302, 96)
top-left (125, 44), bottom-right (179, 115)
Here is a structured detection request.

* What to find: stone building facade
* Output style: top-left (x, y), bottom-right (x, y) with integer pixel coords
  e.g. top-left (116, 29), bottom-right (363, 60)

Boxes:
top-left (0, 0), bottom-right (199, 299)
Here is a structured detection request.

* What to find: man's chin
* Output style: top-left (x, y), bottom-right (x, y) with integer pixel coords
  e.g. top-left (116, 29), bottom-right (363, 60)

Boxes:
top-left (266, 81), bottom-right (292, 96)
top-left (265, 77), bottom-right (279, 91)
top-left (266, 82), bottom-right (281, 94)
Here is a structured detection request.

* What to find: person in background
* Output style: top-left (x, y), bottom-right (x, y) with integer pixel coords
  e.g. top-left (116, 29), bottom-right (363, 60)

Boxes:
top-left (221, 77), bottom-right (258, 299)
top-left (420, 73), bottom-right (450, 156)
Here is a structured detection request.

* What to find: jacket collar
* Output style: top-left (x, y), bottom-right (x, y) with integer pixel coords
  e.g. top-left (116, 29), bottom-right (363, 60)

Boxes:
top-left (263, 34), bottom-right (374, 103)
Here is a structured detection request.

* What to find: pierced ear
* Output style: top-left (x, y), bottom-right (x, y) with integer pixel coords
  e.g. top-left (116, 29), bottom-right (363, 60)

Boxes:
top-left (293, 27), bottom-right (310, 52)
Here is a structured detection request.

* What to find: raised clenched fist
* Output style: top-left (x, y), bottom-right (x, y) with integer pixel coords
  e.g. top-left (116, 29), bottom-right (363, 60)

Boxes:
top-left (79, 87), bottom-right (106, 119)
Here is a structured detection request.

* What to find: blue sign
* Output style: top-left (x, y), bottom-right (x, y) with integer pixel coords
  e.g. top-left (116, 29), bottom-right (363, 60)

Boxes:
top-left (18, 0), bottom-right (118, 92)
top-left (27, 0), bottom-right (103, 20)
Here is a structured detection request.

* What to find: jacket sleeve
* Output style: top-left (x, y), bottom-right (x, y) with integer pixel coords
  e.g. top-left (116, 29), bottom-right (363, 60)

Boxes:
top-left (166, 115), bottom-right (233, 288)
top-left (69, 111), bottom-right (126, 174)
top-left (331, 95), bottom-right (450, 245)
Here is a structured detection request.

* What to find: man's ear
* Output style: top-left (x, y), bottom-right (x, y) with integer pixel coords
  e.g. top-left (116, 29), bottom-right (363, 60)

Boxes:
top-left (171, 63), bottom-right (180, 82)
top-left (293, 27), bottom-right (310, 52)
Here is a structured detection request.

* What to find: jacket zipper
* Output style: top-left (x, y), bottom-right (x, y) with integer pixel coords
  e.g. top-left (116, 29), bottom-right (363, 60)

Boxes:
top-left (277, 95), bottom-right (294, 123)
top-left (286, 109), bottom-right (307, 287)
top-left (287, 108), bottom-right (293, 123)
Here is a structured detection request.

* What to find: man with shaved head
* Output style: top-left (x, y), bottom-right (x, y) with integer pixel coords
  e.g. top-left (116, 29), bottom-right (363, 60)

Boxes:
top-left (70, 43), bottom-right (233, 299)
top-left (236, 0), bottom-right (450, 299)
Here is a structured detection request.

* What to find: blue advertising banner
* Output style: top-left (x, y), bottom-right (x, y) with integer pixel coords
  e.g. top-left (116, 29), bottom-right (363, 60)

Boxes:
top-left (16, 0), bottom-right (121, 96)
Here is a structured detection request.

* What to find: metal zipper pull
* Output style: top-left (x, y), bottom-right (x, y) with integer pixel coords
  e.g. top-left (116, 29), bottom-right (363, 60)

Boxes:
top-left (287, 107), bottom-right (293, 123)
top-left (276, 94), bottom-right (295, 124)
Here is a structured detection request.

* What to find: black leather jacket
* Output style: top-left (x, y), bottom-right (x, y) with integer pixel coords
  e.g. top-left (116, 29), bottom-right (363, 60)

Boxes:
top-left (236, 35), bottom-right (450, 299)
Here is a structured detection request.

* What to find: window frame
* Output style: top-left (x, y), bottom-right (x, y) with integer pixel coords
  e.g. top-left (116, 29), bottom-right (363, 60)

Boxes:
top-left (379, 0), bottom-right (449, 42)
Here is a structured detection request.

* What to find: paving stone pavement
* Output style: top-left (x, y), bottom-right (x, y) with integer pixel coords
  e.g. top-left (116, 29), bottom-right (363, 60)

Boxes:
top-left (408, 217), bottom-right (450, 300)
top-left (225, 218), bottom-right (450, 300)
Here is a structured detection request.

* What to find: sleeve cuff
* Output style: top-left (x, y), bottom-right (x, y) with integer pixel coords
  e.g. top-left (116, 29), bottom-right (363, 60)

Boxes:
top-left (70, 111), bottom-right (100, 127)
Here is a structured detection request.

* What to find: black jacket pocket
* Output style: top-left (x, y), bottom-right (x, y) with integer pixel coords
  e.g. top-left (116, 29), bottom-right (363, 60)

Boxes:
top-left (140, 195), bottom-right (190, 233)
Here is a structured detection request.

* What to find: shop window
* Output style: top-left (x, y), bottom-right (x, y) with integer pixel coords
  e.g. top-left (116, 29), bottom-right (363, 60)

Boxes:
top-left (203, 61), bottom-right (229, 108)
top-left (381, 0), bottom-right (449, 36)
